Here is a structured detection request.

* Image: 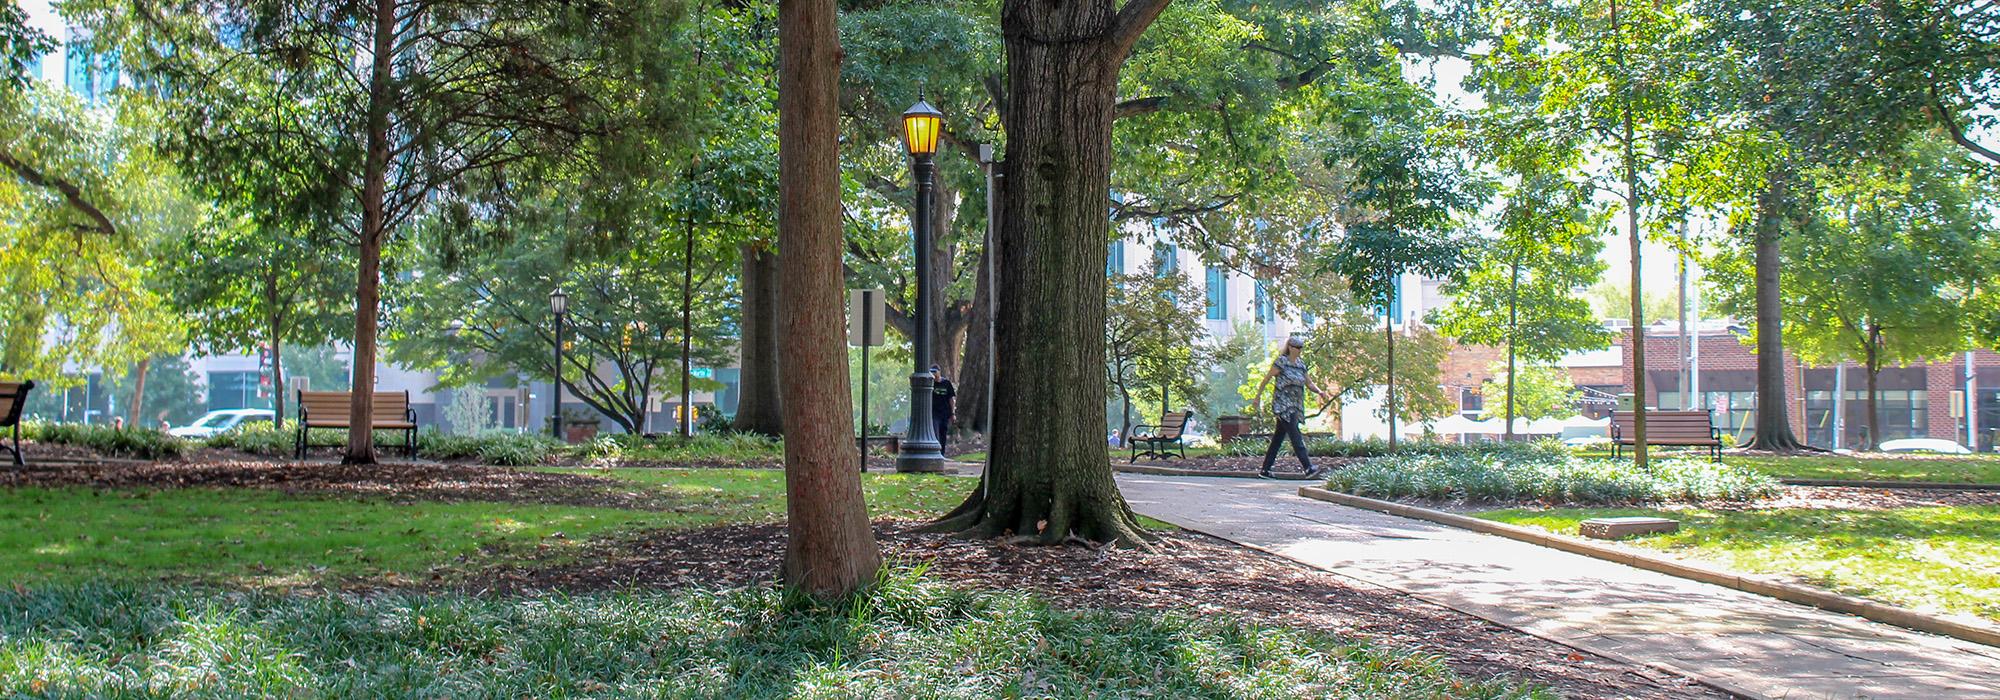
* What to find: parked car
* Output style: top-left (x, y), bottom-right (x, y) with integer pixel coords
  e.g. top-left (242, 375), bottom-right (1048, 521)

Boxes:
top-left (168, 409), bottom-right (275, 439)
top-left (1562, 436), bottom-right (1612, 449)
top-left (1876, 438), bottom-right (1972, 455)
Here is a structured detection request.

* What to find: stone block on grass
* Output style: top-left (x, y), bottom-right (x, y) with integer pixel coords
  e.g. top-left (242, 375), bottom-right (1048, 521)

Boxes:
top-left (1579, 516), bottom-right (1679, 540)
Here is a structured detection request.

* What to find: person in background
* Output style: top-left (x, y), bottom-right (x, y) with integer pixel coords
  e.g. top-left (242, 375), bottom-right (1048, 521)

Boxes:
top-left (1250, 335), bottom-right (1333, 479)
top-left (930, 365), bottom-right (957, 452)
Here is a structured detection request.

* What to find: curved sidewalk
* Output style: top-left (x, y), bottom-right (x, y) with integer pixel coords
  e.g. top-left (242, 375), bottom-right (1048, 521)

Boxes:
top-left (1115, 473), bottom-right (2000, 700)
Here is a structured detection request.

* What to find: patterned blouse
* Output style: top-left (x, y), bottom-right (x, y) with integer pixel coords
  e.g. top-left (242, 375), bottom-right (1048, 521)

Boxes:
top-left (1271, 355), bottom-right (1308, 422)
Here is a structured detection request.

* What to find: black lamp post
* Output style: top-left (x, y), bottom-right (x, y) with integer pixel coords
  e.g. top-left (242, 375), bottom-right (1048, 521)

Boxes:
top-left (896, 98), bottom-right (946, 473)
top-left (549, 288), bottom-right (568, 440)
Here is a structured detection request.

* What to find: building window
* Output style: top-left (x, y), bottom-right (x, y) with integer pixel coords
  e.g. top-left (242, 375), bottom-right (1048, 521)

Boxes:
top-left (1374, 283), bottom-right (1402, 323)
top-left (207, 371), bottom-right (261, 411)
top-left (1106, 241), bottom-right (1124, 276)
top-left (1152, 243), bottom-right (1177, 275)
top-left (1460, 387), bottom-right (1483, 418)
top-left (1254, 281), bottom-right (1275, 325)
top-left (1205, 266), bottom-right (1227, 320)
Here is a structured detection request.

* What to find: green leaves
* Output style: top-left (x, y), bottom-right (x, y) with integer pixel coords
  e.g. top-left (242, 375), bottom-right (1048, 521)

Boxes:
top-left (0, 87), bottom-right (193, 384)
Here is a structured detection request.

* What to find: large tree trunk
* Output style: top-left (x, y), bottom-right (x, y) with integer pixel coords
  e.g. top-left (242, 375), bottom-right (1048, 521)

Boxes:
top-left (1505, 260), bottom-right (1518, 442)
top-left (270, 338), bottom-right (285, 431)
top-left (956, 245), bottom-right (995, 434)
top-left (269, 288), bottom-right (286, 431)
top-left (1865, 326), bottom-right (1881, 450)
top-left (732, 244), bottom-right (784, 435)
top-left (345, 0), bottom-right (396, 465)
top-left (680, 208), bottom-right (696, 439)
top-left (931, 0), bottom-right (1168, 547)
top-left (776, 0), bottom-right (881, 598)
top-left (1744, 168), bottom-right (1808, 451)
top-left (127, 357), bottom-right (150, 426)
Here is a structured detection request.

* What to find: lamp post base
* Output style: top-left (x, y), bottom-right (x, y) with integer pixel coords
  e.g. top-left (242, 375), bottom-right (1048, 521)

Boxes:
top-left (896, 372), bottom-right (947, 473)
top-left (894, 441), bottom-right (946, 472)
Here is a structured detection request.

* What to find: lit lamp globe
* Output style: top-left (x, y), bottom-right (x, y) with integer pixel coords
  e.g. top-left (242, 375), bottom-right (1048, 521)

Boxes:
top-left (902, 100), bottom-right (942, 157)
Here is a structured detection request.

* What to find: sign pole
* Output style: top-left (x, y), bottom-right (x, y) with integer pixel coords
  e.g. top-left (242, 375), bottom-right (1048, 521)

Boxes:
top-left (860, 344), bottom-right (870, 472)
top-left (850, 288), bottom-right (885, 472)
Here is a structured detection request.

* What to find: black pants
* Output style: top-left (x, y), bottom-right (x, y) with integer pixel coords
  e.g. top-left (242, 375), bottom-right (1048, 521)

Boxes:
top-left (933, 413), bottom-right (952, 450)
top-left (1262, 416), bottom-right (1312, 473)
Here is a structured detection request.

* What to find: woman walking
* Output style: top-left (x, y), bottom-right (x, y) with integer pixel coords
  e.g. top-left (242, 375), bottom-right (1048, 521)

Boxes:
top-left (1251, 336), bottom-right (1331, 479)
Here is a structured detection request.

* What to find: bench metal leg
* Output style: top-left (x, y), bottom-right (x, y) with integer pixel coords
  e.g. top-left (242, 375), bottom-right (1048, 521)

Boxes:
top-left (7, 422), bottom-right (21, 468)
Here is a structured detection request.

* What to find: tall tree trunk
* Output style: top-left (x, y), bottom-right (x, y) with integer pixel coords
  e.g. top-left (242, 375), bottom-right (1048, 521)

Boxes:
top-left (776, 0), bottom-right (881, 597)
top-left (732, 244), bottom-right (784, 435)
top-left (1745, 167), bottom-right (1808, 451)
top-left (931, 0), bottom-right (1168, 547)
top-left (127, 357), bottom-right (150, 426)
top-left (1385, 309), bottom-right (1398, 449)
top-left (681, 207), bottom-right (696, 439)
top-left (268, 282), bottom-right (286, 431)
top-left (271, 338), bottom-right (285, 431)
top-left (1865, 326), bottom-right (1881, 450)
top-left (1613, 0), bottom-right (1646, 469)
top-left (956, 245), bottom-right (995, 434)
top-left (1118, 378), bottom-right (1132, 446)
top-left (1505, 259), bottom-right (1518, 442)
top-left (345, 0), bottom-right (396, 465)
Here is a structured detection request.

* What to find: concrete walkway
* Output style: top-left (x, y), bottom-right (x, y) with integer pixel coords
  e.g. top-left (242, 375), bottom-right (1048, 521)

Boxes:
top-left (1115, 473), bottom-right (2000, 700)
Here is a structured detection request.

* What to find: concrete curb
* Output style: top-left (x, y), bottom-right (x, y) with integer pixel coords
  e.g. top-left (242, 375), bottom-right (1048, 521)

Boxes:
top-left (1297, 486), bottom-right (2000, 650)
top-left (1113, 464), bottom-right (1319, 480)
top-left (1114, 464), bottom-right (1261, 479)
top-left (1779, 478), bottom-right (2000, 491)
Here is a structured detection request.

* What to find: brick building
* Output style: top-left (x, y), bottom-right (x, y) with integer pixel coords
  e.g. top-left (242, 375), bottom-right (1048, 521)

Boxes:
top-left (1441, 322), bottom-right (1999, 450)
top-left (1617, 325), bottom-right (2000, 450)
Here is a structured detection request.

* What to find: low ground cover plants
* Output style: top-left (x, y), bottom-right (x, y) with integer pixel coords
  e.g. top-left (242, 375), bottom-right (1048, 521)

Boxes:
top-left (20, 422), bottom-right (188, 460)
top-left (198, 425), bottom-right (782, 467)
top-left (0, 573), bottom-right (1550, 698)
top-left (1326, 444), bottom-right (1780, 504)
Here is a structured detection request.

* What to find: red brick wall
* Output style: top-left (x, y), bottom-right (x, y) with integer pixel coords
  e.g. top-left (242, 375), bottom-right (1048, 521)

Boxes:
top-left (1619, 328), bottom-right (1805, 437)
top-left (1924, 353), bottom-right (2000, 443)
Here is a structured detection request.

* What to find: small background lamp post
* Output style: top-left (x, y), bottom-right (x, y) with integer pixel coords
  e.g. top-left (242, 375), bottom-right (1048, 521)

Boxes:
top-left (549, 288), bottom-right (568, 440)
top-left (896, 98), bottom-right (946, 473)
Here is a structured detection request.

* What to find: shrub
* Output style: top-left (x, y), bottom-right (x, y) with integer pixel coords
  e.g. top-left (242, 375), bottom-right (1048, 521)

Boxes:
top-left (416, 430), bottom-right (560, 466)
top-left (1327, 449), bottom-right (1779, 505)
top-left (22, 422), bottom-right (187, 460)
top-left (207, 423), bottom-right (416, 456)
top-left (609, 431), bottom-right (782, 464)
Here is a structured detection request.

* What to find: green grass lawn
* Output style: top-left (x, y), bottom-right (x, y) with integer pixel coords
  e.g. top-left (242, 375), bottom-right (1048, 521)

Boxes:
top-left (1478, 505), bottom-right (2000, 622)
top-left (2, 469), bottom-right (971, 587)
top-left (1722, 454), bottom-right (2000, 484)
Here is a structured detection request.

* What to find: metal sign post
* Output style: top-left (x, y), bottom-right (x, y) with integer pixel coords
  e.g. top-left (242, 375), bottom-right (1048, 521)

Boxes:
top-left (849, 288), bottom-right (886, 472)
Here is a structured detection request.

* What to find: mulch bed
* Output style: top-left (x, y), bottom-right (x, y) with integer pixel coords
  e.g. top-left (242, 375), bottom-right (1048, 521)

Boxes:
top-left (0, 458), bottom-right (675, 510)
top-left (474, 520), bottom-right (1719, 699)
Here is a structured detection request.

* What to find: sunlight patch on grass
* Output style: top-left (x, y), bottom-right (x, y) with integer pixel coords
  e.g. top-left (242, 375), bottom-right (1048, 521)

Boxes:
top-left (1723, 454), bottom-right (2000, 484)
top-left (1477, 505), bottom-right (2000, 622)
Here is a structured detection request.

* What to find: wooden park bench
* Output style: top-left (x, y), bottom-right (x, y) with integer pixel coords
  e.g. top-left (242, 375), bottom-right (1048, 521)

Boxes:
top-left (1130, 410), bottom-right (1193, 462)
top-left (1, 381), bottom-right (35, 467)
top-left (1610, 410), bottom-right (1722, 462)
top-left (296, 390), bottom-right (418, 459)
